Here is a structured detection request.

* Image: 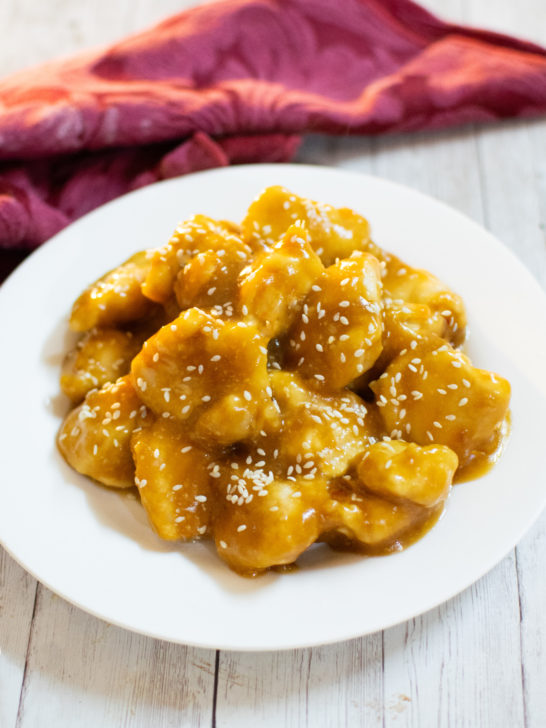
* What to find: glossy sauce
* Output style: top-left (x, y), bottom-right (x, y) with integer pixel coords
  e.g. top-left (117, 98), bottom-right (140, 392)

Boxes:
top-left (57, 186), bottom-right (511, 576)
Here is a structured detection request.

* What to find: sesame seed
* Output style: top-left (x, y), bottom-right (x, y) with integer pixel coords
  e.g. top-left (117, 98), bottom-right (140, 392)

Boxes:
top-left (173, 484), bottom-right (183, 491)
top-left (243, 390), bottom-right (252, 401)
top-left (459, 398), bottom-right (468, 406)
top-left (237, 525), bottom-right (247, 532)
top-left (210, 355), bottom-right (221, 362)
top-left (181, 445), bottom-right (192, 453)
top-left (195, 495), bottom-right (207, 503)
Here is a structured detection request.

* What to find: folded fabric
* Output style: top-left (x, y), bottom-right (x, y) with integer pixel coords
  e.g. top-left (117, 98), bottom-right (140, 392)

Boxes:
top-left (1, 0), bottom-right (545, 250)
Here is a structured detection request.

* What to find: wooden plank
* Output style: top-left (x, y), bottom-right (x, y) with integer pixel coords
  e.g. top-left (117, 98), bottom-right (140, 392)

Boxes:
top-left (216, 638), bottom-right (384, 727)
top-left (0, 0), bottom-right (199, 76)
top-left (474, 120), bottom-right (546, 286)
top-left (16, 585), bottom-right (216, 728)
top-left (0, 549), bottom-right (36, 728)
top-left (460, 0), bottom-right (546, 47)
top-left (383, 554), bottom-right (525, 728)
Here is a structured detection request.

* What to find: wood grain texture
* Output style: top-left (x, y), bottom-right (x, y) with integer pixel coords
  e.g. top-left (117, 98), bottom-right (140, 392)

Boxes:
top-left (382, 555), bottom-right (525, 728)
top-left (0, 550), bottom-right (36, 728)
top-left (15, 585), bottom-right (215, 728)
top-left (216, 638), bottom-right (384, 727)
top-left (0, 0), bottom-right (545, 726)
top-left (516, 511), bottom-right (546, 728)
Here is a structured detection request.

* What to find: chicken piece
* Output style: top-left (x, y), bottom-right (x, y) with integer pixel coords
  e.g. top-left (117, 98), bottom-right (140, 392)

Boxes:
top-left (324, 483), bottom-right (423, 551)
top-left (142, 215), bottom-right (245, 304)
top-left (285, 252), bottom-right (383, 388)
top-left (382, 254), bottom-right (467, 346)
top-left (69, 251), bottom-right (155, 332)
top-left (131, 419), bottom-right (211, 541)
top-left (131, 308), bottom-right (277, 445)
top-left (241, 186), bottom-right (379, 266)
top-left (60, 328), bottom-right (146, 404)
top-left (370, 338), bottom-right (511, 468)
top-left (352, 302), bottom-right (447, 392)
top-left (381, 303), bottom-right (447, 362)
top-left (356, 440), bottom-right (458, 507)
top-left (174, 236), bottom-right (252, 310)
top-left (57, 375), bottom-right (148, 488)
top-left (211, 457), bottom-right (327, 574)
top-left (238, 223), bottom-right (324, 337)
top-left (268, 371), bottom-right (380, 478)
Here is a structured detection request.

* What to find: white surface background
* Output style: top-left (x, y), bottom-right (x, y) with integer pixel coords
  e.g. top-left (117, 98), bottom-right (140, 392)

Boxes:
top-left (1, 0), bottom-right (545, 726)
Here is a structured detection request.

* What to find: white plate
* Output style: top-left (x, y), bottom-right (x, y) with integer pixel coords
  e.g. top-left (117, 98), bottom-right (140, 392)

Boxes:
top-left (1, 164), bottom-right (545, 652)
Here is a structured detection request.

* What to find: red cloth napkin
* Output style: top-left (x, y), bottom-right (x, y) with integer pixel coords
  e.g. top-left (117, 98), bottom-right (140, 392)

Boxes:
top-left (1, 0), bottom-right (545, 253)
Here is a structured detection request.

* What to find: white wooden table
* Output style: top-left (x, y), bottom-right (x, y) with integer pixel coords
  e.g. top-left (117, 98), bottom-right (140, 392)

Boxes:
top-left (1, 1), bottom-right (545, 726)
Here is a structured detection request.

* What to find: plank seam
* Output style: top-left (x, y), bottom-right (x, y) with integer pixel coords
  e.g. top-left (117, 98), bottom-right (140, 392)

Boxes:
top-left (381, 630), bottom-right (386, 728)
top-left (14, 582), bottom-right (39, 728)
top-left (211, 650), bottom-right (220, 728)
top-left (515, 548), bottom-right (529, 728)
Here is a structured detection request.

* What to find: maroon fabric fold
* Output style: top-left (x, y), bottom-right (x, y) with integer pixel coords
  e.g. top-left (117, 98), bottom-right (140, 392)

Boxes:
top-left (1, 0), bottom-right (545, 251)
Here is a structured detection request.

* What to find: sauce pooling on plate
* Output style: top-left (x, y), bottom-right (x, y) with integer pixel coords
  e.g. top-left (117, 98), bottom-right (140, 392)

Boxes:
top-left (57, 186), bottom-right (511, 577)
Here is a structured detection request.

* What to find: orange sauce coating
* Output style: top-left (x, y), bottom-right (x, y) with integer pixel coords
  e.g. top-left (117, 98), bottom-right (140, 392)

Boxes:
top-left (58, 186), bottom-right (511, 576)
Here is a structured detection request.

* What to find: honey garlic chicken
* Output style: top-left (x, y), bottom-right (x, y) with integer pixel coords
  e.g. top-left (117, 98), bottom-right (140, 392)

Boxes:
top-left (58, 186), bottom-right (511, 576)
